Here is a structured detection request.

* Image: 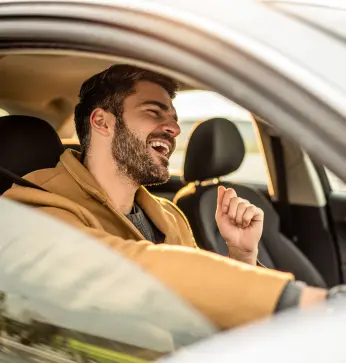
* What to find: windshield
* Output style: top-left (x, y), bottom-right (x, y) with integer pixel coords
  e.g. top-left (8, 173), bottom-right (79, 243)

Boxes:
top-left (0, 198), bottom-right (216, 362)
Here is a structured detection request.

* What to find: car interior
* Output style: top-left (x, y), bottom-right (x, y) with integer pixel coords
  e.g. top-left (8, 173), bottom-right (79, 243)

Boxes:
top-left (1, 52), bottom-right (345, 290)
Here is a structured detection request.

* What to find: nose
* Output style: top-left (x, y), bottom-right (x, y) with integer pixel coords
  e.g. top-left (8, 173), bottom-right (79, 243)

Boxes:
top-left (162, 119), bottom-right (181, 137)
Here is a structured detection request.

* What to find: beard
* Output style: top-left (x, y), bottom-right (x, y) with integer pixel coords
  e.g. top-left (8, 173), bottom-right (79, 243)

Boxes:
top-left (111, 118), bottom-right (175, 186)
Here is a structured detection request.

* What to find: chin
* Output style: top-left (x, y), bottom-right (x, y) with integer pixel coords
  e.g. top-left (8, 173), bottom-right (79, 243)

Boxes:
top-left (143, 180), bottom-right (169, 187)
top-left (151, 152), bottom-right (170, 168)
top-left (143, 169), bottom-right (170, 186)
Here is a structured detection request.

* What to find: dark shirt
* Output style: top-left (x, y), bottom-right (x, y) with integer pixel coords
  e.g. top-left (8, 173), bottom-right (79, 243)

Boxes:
top-left (125, 204), bottom-right (165, 244)
top-left (275, 281), bottom-right (304, 312)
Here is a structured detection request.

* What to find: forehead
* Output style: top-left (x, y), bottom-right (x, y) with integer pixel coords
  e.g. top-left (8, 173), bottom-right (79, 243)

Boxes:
top-left (127, 81), bottom-right (174, 107)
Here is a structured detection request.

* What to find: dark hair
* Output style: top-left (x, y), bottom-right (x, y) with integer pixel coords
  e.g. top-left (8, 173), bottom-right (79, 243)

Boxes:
top-left (74, 64), bottom-right (179, 157)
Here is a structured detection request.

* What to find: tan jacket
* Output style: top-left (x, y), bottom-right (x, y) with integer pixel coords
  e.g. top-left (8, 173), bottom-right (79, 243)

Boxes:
top-left (4, 149), bottom-right (293, 330)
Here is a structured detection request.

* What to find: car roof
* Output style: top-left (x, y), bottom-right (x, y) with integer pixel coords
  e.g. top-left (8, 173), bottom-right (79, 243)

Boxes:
top-left (2, 0), bottom-right (346, 181)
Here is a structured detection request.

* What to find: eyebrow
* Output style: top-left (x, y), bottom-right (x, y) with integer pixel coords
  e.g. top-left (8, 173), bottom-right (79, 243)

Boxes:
top-left (140, 100), bottom-right (178, 121)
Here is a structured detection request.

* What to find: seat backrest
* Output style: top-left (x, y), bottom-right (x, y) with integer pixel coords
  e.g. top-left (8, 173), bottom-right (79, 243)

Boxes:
top-left (174, 117), bottom-right (326, 287)
top-left (0, 115), bottom-right (65, 194)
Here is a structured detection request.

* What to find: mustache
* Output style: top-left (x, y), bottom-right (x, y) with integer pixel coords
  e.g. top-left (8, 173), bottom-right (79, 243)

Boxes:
top-left (148, 132), bottom-right (176, 152)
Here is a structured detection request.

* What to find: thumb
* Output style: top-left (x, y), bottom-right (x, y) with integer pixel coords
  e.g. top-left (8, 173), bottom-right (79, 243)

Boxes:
top-left (216, 185), bottom-right (226, 213)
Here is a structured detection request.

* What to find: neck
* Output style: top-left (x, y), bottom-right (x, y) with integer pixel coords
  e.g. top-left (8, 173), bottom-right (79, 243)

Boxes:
top-left (85, 152), bottom-right (138, 215)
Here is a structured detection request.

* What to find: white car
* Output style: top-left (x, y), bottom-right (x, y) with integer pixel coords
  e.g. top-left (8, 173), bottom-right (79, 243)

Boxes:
top-left (1, 0), bottom-right (346, 362)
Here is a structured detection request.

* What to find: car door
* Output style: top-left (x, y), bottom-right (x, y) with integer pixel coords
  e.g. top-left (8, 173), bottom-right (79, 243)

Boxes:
top-left (313, 167), bottom-right (346, 283)
top-left (0, 198), bottom-right (216, 363)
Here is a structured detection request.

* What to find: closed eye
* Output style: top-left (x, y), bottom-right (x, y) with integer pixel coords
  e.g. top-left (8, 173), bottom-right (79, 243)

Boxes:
top-left (147, 109), bottom-right (161, 117)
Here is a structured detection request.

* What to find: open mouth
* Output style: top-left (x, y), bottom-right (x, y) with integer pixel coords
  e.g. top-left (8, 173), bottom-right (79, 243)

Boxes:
top-left (149, 140), bottom-right (171, 157)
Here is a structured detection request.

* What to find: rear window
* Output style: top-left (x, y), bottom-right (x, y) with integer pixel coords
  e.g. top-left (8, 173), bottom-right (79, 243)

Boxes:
top-left (171, 90), bottom-right (269, 185)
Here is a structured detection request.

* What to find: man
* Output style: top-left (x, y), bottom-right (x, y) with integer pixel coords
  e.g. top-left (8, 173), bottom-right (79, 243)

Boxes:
top-left (3, 65), bottom-right (333, 331)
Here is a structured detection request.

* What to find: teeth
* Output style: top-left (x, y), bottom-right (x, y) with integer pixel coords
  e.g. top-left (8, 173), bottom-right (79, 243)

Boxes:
top-left (150, 141), bottom-right (170, 155)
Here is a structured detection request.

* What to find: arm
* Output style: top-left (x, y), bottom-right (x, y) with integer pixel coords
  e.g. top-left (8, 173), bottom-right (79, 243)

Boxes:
top-left (147, 200), bottom-right (330, 313)
top-left (77, 216), bottom-right (330, 320)
top-left (39, 204), bottom-right (336, 320)
top-left (4, 186), bottom-right (328, 329)
top-left (299, 286), bottom-right (327, 308)
top-left (33, 205), bottom-right (292, 331)
top-left (275, 281), bottom-right (327, 312)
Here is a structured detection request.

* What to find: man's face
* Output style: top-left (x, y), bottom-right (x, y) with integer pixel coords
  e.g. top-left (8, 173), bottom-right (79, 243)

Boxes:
top-left (111, 81), bottom-right (180, 186)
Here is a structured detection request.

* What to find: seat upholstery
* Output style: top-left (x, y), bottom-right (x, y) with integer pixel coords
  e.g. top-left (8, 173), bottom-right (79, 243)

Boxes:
top-left (174, 117), bottom-right (326, 287)
top-left (0, 115), bottom-right (64, 194)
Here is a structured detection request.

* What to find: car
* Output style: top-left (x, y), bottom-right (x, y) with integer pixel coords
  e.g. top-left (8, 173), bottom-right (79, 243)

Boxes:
top-left (1, 0), bottom-right (346, 362)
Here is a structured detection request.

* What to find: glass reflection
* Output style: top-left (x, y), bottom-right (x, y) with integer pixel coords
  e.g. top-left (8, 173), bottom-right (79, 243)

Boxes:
top-left (0, 199), bottom-right (216, 363)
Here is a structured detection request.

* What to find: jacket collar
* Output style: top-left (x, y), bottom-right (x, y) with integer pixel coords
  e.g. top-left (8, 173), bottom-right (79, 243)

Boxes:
top-left (60, 149), bottom-right (108, 203)
top-left (60, 149), bottom-right (181, 244)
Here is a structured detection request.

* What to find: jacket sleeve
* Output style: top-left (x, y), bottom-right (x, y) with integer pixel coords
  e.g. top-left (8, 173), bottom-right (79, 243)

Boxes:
top-left (38, 205), bottom-right (292, 330)
top-left (4, 188), bottom-right (293, 330)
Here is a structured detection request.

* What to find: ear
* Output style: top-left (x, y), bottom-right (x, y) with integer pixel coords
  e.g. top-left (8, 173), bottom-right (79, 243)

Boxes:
top-left (89, 108), bottom-right (115, 137)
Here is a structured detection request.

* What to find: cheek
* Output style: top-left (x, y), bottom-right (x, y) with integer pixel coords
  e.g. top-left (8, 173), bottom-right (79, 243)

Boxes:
top-left (123, 113), bottom-right (158, 143)
top-left (128, 125), bottom-right (152, 146)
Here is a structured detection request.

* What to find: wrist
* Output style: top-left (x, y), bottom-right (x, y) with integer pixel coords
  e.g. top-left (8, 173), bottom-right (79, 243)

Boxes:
top-left (327, 285), bottom-right (346, 301)
top-left (299, 286), bottom-right (327, 308)
top-left (227, 245), bottom-right (258, 265)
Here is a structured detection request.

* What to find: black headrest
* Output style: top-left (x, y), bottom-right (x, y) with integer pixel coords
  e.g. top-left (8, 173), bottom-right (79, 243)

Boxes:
top-left (0, 115), bottom-right (64, 193)
top-left (184, 117), bottom-right (245, 182)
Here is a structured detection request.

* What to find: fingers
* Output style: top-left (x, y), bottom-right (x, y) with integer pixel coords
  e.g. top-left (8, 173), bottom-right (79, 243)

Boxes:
top-left (235, 204), bottom-right (263, 227)
top-left (221, 188), bottom-right (237, 214)
top-left (217, 186), bottom-right (226, 210)
top-left (217, 187), bottom-right (264, 227)
top-left (228, 198), bottom-right (250, 224)
top-left (241, 205), bottom-right (258, 227)
top-left (220, 187), bottom-right (262, 226)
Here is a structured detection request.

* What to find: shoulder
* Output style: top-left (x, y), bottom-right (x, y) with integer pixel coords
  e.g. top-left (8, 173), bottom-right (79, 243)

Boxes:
top-left (2, 163), bottom-right (64, 198)
top-left (20, 162), bottom-right (84, 201)
top-left (23, 164), bottom-right (63, 188)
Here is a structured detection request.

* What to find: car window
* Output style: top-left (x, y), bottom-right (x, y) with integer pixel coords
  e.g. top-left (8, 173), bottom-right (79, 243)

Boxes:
top-left (171, 91), bottom-right (269, 185)
top-left (0, 198), bottom-right (216, 362)
top-left (325, 168), bottom-right (346, 192)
